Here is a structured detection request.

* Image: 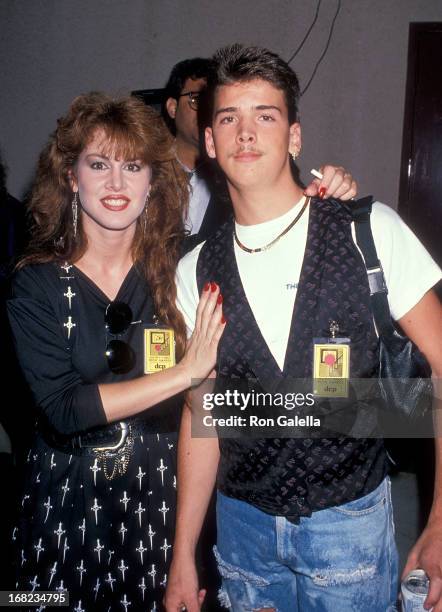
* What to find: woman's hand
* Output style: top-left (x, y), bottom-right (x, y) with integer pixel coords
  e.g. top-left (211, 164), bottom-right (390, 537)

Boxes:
top-left (180, 282), bottom-right (226, 385)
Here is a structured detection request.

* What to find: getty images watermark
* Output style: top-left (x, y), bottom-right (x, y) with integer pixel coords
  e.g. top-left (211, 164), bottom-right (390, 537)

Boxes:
top-left (188, 377), bottom-right (440, 439)
top-left (201, 389), bottom-right (320, 429)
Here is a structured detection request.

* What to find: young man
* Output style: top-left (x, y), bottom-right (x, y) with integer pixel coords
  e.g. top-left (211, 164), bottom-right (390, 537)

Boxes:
top-left (163, 57), bottom-right (357, 245)
top-left (165, 45), bottom-right (442, 612)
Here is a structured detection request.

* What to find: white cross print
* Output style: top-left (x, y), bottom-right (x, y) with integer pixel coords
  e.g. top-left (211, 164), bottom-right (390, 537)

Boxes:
top-left (136, 466), bottom-right (146, 490)
top-left (34, 537), bottom-right (45, 561)
top-left (90, 459), bottom-right (101, 486)
top-left (121, 594), bottom-right (132, 611)
top-left (64, 286), bottom-right (76, 309)
top-left (22, 494), bottom-right (30, 507)
top-left (160, 538), bottom-right (172, 562)
top-left (136, 540), bottom-right (147, 565)
top-left (119, 522), bottom-right (128, 544)
top-left (105, 572), bottom-right (116, 592)
top-left (54, 523), bottom-right (65, 549)
top-left (20, 549), bottom-right (27, 568)
top-left (61, 262), bottom-right (73, 273)
top-left (49, 453), bottom-right (57, 470)
top-left (48, 561), bottom-right (57, 587)
top-left (134, 502), bottom-right (145, 527)
top-left (63, 537), bottom-right (69, 563)
top-left (118, 559), bottom-right (129, 582)
top-left (157, 458), bottom-right (167, 486)
top-left (93, 578), bottom-right (101, 601)
top-left (76, 559), bottom-right (86, 586)
top-left (55, 579), bottom-right (68, 593)
top-left (138, 577), bottom-right (147, 600)
top-left (91, 498), bottom-right (102, 525)
top-left (120, 491), bottom-right (130, 511)
top-left (108, 549), bottom-right (115, 565)
top-left (148, 524), bottom-right (156, 550)
top-left (160, 573), bottom-right (167, 588)
top-left (78, 518), bottom-right (86, 545)
top-left (94, 538), bottom-right (104, 563)
top-left (64, 316), bottom-right (76, 339)
top-left (73, 600), bottom-right (85, 612)
top-left (61, 477), bottom-right (70, 507)
top-left (43, 496), bottom-right (53, 523)
top-left (148, 563), bottom-right (156, 588)
top-left (29, 575), bottom-right (40, 592)
top-left (158, 501), bottom-right (169, 525)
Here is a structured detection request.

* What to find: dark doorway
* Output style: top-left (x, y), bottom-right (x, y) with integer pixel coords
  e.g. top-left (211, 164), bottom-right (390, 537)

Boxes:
top-left (397, 22), bottom-right (442, 527)
top-left (399, 23), bottom-right (442, 287)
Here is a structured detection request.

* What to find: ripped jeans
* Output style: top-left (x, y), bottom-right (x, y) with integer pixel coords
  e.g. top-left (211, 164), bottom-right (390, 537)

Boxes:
top-left (215, 478), bottom-right (398, 611)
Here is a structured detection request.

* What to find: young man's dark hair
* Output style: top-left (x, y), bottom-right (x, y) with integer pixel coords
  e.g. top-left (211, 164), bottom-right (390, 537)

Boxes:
top-left (205, 43), bottom-right (301, 126)
top-left (163, 57), bottom-right (213, 133)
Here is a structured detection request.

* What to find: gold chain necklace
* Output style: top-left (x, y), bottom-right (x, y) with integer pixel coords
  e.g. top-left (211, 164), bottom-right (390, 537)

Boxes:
top-left (234, 196), bottom-right (310, 254)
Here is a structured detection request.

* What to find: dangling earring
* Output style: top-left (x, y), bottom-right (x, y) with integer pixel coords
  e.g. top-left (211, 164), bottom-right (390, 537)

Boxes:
top-left (290, 147), bottom-right (300, 162)
top-left (143, 194), bottom-right (150, 236)
top-left (72, 192), bottom-right (78, 238)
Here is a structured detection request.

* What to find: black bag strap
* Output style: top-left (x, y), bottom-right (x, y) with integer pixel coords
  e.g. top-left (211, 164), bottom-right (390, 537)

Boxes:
top-left (351, 196), bottom-right (396, 337)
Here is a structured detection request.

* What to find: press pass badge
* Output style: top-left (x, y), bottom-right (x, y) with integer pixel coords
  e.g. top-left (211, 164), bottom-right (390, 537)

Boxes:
top-left (313, 321), bottom-right (350, 398)
top-left (144, 327), bottom-right (176, 373)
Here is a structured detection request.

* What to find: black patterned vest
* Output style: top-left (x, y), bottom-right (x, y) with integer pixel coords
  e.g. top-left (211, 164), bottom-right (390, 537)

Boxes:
top-left (196, 198), bottom-right (387, 522)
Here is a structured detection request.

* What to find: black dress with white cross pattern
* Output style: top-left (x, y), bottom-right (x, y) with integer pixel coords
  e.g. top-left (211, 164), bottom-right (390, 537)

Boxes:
top-left (7, 262), bottom-right (180, 611)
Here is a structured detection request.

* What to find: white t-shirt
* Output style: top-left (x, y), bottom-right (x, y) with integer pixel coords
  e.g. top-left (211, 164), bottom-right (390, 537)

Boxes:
top-left (176, 199), bottom-right (441, 370)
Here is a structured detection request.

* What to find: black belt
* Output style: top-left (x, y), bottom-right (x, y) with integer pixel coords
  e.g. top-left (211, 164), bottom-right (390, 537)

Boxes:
top-left (39, 416), bottom-right (178, 456)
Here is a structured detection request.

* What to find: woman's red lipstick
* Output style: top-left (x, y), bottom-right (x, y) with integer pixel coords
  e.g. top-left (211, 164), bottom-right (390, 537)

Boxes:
top-left (100, 195), bottom-right (130, 211)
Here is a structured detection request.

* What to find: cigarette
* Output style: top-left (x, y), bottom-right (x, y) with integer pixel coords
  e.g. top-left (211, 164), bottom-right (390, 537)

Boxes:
top-left (310, 168), bottom-right (323, 180)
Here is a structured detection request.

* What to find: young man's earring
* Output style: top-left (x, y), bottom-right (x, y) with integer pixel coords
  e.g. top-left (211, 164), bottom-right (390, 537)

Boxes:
top-left (290, 148), bottom-right (300, 162)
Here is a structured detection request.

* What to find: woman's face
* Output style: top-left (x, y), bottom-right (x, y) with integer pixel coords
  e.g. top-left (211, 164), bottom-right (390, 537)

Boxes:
top-left (70, 130), bottom-right (152, 236)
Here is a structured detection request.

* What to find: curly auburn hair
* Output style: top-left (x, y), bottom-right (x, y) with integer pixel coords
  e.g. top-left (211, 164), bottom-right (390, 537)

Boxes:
top-left (20, 92), bottom-right (188, 357)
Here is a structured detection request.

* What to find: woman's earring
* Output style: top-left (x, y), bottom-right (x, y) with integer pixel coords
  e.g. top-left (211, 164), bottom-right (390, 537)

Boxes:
top-left (143, 195), bottom-right (149, 235)
top-left (72, 192), bottom-right (78, 238)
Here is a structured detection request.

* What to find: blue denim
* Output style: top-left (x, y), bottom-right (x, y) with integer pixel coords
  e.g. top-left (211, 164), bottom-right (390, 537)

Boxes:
top-left (215, 478), bottom-right (398, 611)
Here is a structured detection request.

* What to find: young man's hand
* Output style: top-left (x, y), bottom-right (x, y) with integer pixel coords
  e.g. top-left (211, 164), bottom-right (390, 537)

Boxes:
top-left (164, 554), bottom-right (206, 612)
top-left (402, 519), bottom-right (442, 611)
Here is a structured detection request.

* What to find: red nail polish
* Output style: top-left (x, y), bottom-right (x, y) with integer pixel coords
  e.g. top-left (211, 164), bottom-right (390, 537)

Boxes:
top-left (210, 282), bottom-right (217, 292)
top-left (203, 282), bottom-right (210, 291)
top-left (319, 187), bottom-right (327, 199)
top-left (221, 315), bottom-right (226, 324)
top-left (217, 294), bottom-right (223, 305)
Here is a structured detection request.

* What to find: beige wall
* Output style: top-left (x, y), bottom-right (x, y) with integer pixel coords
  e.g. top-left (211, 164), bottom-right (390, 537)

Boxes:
top-left (1, 0), bottom-right (442, 206)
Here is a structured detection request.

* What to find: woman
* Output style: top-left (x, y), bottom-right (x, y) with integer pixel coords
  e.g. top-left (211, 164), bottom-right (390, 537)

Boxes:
top-left (7, 92), bottom-right (224, 611)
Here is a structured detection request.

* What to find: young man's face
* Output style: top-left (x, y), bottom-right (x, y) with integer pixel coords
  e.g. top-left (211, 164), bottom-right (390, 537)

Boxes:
top-left (205, 78), bottom-right (301, 190)
top-left (166, 77), bottom-right (206, 149)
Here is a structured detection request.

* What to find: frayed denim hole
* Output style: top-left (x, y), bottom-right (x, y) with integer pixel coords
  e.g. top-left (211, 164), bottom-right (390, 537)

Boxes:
top-left (213, 546), bottom-right (270, 586)
top-left (217, 588), bottom-right (276, 612)
top-left (313, 564), bottom-right (377, 586)
top-left (218, 587), bottom-right (232, 609)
